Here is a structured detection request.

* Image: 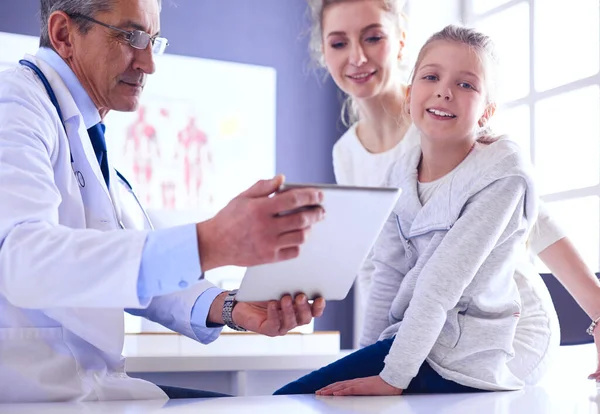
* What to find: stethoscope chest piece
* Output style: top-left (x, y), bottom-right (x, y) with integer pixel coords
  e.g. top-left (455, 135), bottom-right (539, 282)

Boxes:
top-left (75, 170), bottom-right (86, 188)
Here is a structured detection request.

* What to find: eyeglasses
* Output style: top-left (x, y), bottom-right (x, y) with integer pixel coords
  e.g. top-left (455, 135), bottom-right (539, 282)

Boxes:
top-left (69, 13), bottom-right (169, 55)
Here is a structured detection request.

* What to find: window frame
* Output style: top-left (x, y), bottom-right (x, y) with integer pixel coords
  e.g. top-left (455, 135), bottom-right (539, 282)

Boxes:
top-left (462, 0), bottom-right (600, 271)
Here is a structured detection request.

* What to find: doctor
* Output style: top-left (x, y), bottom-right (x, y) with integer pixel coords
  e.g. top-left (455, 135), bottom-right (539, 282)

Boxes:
top-left (0, 0), bottom-right (327, 403)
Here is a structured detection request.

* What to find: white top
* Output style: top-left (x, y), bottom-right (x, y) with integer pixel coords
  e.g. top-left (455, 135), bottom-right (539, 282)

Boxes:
top-left (332, 123), bottom-right (421, 187)
top-left (417, 172), bottom-right (455, 205)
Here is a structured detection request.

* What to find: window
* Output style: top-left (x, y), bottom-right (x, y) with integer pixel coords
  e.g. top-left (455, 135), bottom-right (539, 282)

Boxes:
top-left (534, 0), bottom-right (599, 92)
top-left (476, 2), bottom-right (530, 102)
top-left (465, 0), bottom-right (600, 272)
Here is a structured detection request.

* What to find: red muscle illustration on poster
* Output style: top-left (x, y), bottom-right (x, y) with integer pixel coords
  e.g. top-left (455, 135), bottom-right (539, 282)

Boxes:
top-left (175, 116), bottom-right (214, 208)
top-left (123, 106), bottom-right (161, 206)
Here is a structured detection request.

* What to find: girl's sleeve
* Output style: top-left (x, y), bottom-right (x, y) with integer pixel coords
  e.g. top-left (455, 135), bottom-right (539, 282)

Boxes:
top-left (380, 175), bottom-right (533, 389)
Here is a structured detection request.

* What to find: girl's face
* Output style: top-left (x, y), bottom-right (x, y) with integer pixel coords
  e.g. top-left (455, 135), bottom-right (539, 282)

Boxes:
top-left (322, 0), bottom-right (405, 101)
top-left (408, 40), bottom-right (494, 144)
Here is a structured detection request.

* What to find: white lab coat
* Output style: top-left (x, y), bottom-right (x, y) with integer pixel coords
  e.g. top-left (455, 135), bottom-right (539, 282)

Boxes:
top-left (0, 55), bottom-right (217, 402)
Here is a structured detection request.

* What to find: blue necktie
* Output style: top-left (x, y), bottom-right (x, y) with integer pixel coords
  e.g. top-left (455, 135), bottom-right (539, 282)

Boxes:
top-left (87, 123), bottom-right (110, 189)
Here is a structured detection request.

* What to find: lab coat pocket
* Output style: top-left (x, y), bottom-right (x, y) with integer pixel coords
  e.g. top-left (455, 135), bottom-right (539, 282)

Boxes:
top-left (0, 327), bottom-right (82, 402)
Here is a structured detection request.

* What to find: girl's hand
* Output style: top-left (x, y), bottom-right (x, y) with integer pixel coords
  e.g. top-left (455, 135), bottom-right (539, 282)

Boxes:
top-left (316, 375), bottom-right (403, 396)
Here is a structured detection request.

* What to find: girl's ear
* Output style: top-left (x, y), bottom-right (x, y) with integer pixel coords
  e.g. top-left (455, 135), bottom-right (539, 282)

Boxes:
top-left (479, 103), bottom-right (497, 127)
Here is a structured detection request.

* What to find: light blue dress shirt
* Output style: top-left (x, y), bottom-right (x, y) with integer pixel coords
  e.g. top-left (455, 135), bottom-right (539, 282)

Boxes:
top-left (35, 48), bottom-right (224, 336)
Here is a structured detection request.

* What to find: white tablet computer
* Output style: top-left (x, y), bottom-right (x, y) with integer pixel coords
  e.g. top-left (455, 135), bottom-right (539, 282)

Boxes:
top-left (235, 183), bottom-right (401, 302)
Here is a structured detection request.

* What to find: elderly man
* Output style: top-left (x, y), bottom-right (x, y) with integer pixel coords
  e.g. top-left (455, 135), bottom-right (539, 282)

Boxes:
top-left (0, 0), bottom-right (326, 402)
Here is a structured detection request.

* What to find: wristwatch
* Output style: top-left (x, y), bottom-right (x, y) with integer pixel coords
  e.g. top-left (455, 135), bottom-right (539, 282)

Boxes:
top-left (222, 289), bottom-right (247, 332)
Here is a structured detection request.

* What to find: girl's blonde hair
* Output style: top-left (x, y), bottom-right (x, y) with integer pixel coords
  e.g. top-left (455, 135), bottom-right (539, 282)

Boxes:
top-left (408, 24), bottom-right (500, 143)
top-left (307, 0), bottom-right (408, 126)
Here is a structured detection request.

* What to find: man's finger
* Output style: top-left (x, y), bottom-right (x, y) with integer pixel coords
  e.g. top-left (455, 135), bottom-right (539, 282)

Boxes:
top-left (240, 175), bottom-right (285, 198)
top-left (274, 207), bottom-right (325, 233)
top-left (278, 295), bottom-right (297, 334)
top-left (294, 294), bottom-right (312, 326)
top-left (311, 297), bottom-right (326, 318)
top-left (277, 229), bottom-right (311, 249)
top-left (265, 301), bottom-right (280, 336)
top-left (269, 188), bottom-right (323, 215)
top-left (275, 246), bottom-right (301, 262)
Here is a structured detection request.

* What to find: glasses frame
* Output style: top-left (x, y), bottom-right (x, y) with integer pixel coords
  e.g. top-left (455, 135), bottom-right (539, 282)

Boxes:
top-left (69, 13), bottom-right (169, 55)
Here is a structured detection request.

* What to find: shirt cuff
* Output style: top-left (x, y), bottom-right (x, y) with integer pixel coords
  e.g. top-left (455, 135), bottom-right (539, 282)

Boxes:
top-left (380, 363), bottom-right (414, 390)
top-left (190, 287), bottom-right (225, 341)
top-left (137, 223), bottom-right (203, 303)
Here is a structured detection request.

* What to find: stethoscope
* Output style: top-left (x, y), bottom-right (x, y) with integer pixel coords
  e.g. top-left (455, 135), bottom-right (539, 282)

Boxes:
top-left (19, 59), bottom-right (154, 230)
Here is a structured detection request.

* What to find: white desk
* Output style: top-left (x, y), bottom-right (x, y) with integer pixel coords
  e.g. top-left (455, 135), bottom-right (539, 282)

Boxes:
top-left (126, 353), bottom-right (351, 396)
top-left (124, 332), bottom-right (346, 395)
top-left (0, 381), bottom-right (597, 414)
top-left (0, 344), bottom-right (594, 412)
top-left (124, 335), bottom-right (598, 399)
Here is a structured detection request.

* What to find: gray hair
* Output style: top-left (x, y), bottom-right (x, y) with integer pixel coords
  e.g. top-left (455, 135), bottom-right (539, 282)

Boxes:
top-left (409, 25), bottom-right (500, 142)
top-left (39, 0), bottom-right (162, 48)
top-left (306, 0), bottom-right (408, 126)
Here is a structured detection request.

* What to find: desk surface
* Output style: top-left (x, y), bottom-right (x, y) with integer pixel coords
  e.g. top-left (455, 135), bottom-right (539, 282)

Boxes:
top-left (1, 345), bottom-right (597, 413)
top-left (125, 352), bottom-right (353, 373)
top-left (0, 381), bottom-right (597, 414)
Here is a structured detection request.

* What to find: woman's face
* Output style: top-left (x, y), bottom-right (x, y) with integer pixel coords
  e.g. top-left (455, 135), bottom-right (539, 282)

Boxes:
top-left (322, 0), bottom-right (405, 101)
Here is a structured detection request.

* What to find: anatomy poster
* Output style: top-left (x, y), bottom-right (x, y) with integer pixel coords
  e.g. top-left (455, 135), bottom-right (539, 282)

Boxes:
top-left (105, 52), bottom-right (277, 221)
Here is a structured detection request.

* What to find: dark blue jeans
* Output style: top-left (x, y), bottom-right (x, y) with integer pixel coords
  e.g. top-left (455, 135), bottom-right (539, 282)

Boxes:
top-left (158, 385), bottom-right (231, 399)
top-left (274, 337), bottom-right (484, 395)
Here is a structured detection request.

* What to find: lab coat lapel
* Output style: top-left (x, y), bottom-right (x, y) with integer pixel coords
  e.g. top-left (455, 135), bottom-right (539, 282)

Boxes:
top-left (24, 55), bottom-right (118, 230)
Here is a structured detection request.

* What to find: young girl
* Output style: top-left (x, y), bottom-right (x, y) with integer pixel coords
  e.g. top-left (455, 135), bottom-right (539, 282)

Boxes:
top-left (308, 0), bottom-right (600, 374)
top-left (275, 25), bottom-right (558, 396)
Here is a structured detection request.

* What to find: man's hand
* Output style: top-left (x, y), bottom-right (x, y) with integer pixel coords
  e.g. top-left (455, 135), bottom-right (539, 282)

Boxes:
top-left (196, 175), bottom-right (325, 272)
top-left (208, 292), bottom-right (326, 336)
top-left (232, 294), bottom-right (326, 336)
